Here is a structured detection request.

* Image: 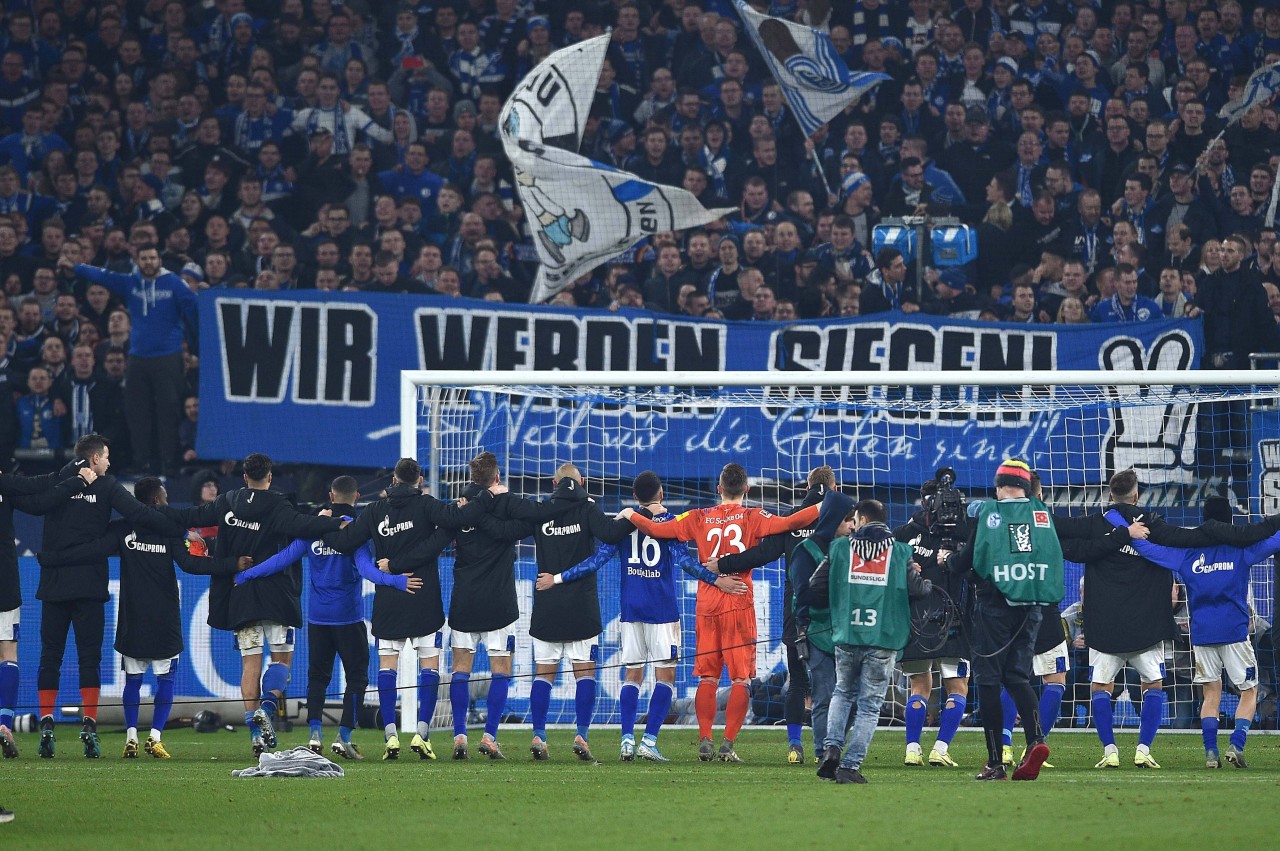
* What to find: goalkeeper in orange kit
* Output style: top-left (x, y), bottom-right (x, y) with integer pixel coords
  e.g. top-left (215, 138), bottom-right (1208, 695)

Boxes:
top-left (624, 463), bottom-right (820, 763)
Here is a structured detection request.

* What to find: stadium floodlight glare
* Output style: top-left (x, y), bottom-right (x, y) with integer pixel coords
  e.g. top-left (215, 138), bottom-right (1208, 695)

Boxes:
top-left (396, 369), bottom-right (1278, 732)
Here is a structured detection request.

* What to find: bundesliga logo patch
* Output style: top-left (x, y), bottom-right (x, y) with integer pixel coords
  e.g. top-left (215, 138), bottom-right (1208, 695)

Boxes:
top-left (1033, 510), bottom-right (1050, 528)
top-left (848, 552), bottom-right (890, 585)
top-left (1009, 523), bottom-right (1033, 553)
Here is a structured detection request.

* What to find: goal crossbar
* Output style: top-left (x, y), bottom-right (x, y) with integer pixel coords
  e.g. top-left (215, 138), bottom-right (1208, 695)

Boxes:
top-left (402, 369), bottom-right (1280, 389)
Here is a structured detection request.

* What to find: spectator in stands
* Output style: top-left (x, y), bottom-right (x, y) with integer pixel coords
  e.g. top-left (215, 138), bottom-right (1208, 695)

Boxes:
top-left (1092, 263), bottom-right (1163, 323)
top-left (16, 365), bottom-right (64, 455)
top-left (861, 249), bottom-right (916, 315)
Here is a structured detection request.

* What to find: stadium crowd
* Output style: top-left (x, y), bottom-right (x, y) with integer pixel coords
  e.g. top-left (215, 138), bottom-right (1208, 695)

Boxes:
top-left (5, 0), bottom-right (1280, 469)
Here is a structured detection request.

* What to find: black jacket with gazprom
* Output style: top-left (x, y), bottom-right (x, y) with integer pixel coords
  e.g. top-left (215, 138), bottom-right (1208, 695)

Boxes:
top-left (37, 520), bottom-right (239, 659)
top-left (432, 487), bottom-right (568, 635)
top-left (1, 471), bottom-right (91, 611)
top-left (168, 488), bottom-right (343, 631)
top-left (24, 461), bottom-right (182, 603)
top-left (323, 485), bottom-right (491, 640)
top-left (1054, 505), bottom-right (1278, 655)
top-left (527, 477), bottom-right (634, 643)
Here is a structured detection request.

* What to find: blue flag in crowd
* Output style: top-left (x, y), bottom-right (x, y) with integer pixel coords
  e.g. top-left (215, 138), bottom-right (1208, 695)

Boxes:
top-left (734, 1), bottom-right (889, 136)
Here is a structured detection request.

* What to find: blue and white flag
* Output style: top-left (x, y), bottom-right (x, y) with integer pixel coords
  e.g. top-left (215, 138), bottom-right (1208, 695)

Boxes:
top-left (500, 35), bottom-right (733, 303)
top-left (734, 1), bottom-right (889, 136)
top-left (1219, 61), bottom-right (1280, 124)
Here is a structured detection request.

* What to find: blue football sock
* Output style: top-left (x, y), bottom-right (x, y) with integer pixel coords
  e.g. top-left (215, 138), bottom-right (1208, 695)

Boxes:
top-left (339, 726), bottom-right (353, 743)
top-left (152, 672), bottom-right (174, 734)
top-left (644, 681), bottom-right (673, 742)
top-left (530, 677), bottom-right (552, 741)
top-left (449, 672), bottom-right (470, 737)
top-left (377, 669), bottom-right (398, 731)
top-left (418, 669), bottom-right (440, 730)
top-left (244, 710), bottom-right (260, 739)
top-left (1138, 689), bottom-right (1164, 748)
top-left (786, 723), bottom-right (803, 747)
top-left (1000, 689), bottom-right (1018, 747)
top-left (1230, 717), bottom-right (1251, 751)
top-left (260, 661), bottom-right (289, 714)
top-left (937, 693), bottom-right (966, 745)
top-left (484, 674), bottom-right (509, 738)
top-left (904, 694), bottom-right (927, 746)
top-left (575, 676), bottom-right (596, 740)
top-left (619, 682), bottom-right (639, 740)
top-left (1201, 716), bottom-right (1219, 754)
top-left (122, 673), bottom-right (143, 732)
top-left (0, 660), bottom-right (18, 728)
top-left (1091, 691), bottom-right (1115, 747)
top-left (1039, 684), bottom-right (1065, 738)
top-left (310, 720), bottom-right (322, 739)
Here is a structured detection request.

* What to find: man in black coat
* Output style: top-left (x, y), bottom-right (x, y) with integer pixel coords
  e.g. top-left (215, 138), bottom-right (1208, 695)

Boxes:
top-left (0, 464), bottom-right (95, 758)
top-left (1193, 234), bottom-right (1280, 497)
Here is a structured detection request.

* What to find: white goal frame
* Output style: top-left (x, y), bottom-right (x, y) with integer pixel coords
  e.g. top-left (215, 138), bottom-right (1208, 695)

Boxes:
top-left (401, 369), bottom-right (1280, 492)
top-left (394, 369), bottom-right (1280, 733)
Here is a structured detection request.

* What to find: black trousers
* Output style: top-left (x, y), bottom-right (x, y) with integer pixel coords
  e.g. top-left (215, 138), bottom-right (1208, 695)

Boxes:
top-left (38, 599), bottom-right (104, 691)
top-left (307, 622), bottom-right (370, 729)
top-left (972, 598), bottom-right (1043, 765)
top-left (125, 352), bottom-right (184, 473)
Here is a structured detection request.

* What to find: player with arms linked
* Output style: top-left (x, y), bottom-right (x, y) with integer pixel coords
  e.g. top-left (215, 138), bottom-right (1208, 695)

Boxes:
top-left (320, 459), bottom-right (492, 761)
top-left (0, 456), bottom-right (98, 758)
top-left (1053, 469), bottom-right (1274, 769)
top-left (427, 452), bottom-right (571, 761)
top-left (708, 466), bottom-right (833, 764)
top-left (539, 471), bottom-right (747, 762)
top-left (159, 453), bottom-right (346, 755)
top-left (1106, 497), bottom-right (1280, 769)
top-left (625, 463), bottom-right (819, 762)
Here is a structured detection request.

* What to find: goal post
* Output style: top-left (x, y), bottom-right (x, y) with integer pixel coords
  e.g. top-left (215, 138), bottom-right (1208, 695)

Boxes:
top-left (398, 369), bottom-right (1280, 733)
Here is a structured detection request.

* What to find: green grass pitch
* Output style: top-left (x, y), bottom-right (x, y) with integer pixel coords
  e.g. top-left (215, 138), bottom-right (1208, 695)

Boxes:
top-left (3, 727), bottom-right (1279, 849)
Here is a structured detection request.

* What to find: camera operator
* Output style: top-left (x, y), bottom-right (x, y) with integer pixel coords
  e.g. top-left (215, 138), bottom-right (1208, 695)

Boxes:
top-left (894, 468), bottom-right (971, 767)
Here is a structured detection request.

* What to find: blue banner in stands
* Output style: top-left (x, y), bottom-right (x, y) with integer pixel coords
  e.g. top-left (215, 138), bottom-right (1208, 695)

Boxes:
top-left (197, 290), bottom-right (1205, 488)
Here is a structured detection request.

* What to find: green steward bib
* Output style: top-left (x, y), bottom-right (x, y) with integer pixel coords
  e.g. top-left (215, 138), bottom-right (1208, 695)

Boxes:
top-left (971, 498), bottom-right (1065, 605)
top-left (827, 536), bottom-right (914, 651)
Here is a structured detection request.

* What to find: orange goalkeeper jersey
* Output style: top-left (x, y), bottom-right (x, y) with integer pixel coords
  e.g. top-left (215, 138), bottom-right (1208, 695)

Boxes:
top-left (630, 502), bottom-right (820, 616)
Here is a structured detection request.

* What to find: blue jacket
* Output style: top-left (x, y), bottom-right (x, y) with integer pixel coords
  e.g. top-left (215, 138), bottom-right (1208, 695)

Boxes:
top-left (1107, 510), bottom-right (1280, 646)
top-left (1090, 294), bottom-right (1163, 323)
top-left (237, 512), bottom-right (408, 627)
top-left (377, 167), bottom-right (444, 215)
top-left (74, 264), bottom-right (198, 357)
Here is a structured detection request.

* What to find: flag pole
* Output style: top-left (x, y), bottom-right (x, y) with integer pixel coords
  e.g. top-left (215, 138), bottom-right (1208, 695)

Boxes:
top-left (1265, 167), bottom-right (1280, 227)
top-left (1197, 61), bottom-right (1280, 179)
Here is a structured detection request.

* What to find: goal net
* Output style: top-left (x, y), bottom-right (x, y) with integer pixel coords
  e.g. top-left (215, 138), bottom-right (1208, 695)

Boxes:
top-left (401, 369), bottom-right (1280, 734)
